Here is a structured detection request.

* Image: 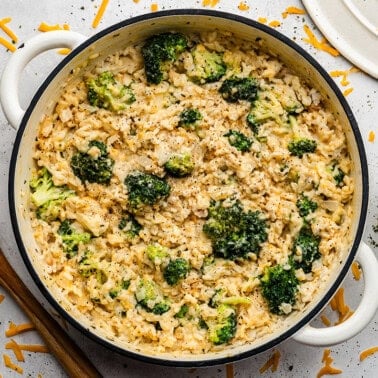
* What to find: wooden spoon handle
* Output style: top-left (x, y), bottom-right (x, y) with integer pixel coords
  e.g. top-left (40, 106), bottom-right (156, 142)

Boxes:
top-left (0, 249), bottom-right (102, 378)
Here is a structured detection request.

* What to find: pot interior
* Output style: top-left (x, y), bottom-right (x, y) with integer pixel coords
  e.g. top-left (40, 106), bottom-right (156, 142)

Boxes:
top-left (11, 11), bottom-right (367, 365)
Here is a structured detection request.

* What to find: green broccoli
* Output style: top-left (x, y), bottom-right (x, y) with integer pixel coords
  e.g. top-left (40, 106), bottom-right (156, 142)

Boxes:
top-left (219, 77), bottom-right (259, 103)
top-left (142, 32), bottom-right (188, 84)
top-left (87, 71), bottom-right (135, 112)
top-left (29, 167), bottom-right (75, 221)
top-left (109, 279), bottom-right (131, 299)
top-left (331, 164), bottom-right (346, 187)
top-left (292, 226), bottom-right (321, 273)
top-left (164, 153), bottom-right (195, 177)
top-left (260, 264), bottom-right (299, 315)
top-left (203, 199), bottom-right (268, 260)
top-left (124, 172), bottom-right (171, 209)
top-left (288, 138), bottom-right (317, 158)
top-left (186, 44), bottom-right (227, 84)
top-left (135, 279), bottom-right (170, 314)
top-left (208, 304), bottom-right (237, 345)
top-left (163, 258), bottom-right (190, 286)
top-left (209, 288), bottom-right (251, 308)
top-left (78, 251), bottom-right (107, 283)
top-left (146, 243), bottom-right (169, 264)
top-left (71, 140), bottom-right (114, 184)
top-left (58, 220), bottom-right (91, 259)
top-left (174, 304), bottom-right (189, 319)
top-left (296, 195), bottom-right (318, 218)
top-left (118, 214), bottom-right (142, 238)
top-left (178, 108), bottom-right (203, 131)
top-left (224, 130), bottom-right (253, 152)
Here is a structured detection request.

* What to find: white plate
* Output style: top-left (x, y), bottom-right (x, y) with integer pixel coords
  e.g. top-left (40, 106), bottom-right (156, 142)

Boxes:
top-left (302, 0), bottom-right (378, 78)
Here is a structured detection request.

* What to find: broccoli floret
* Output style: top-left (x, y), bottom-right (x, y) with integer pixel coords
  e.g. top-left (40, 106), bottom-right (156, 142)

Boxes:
top-left (78, 251), bottom-right (107, 283)
top-left (135, 279), bottom-right (170, 314)
top-left (246, 92), bottom-right (284, 134)
top-left (142, 32), bottom-right (188, 84)
top-left (164, 153), bottom-right (195, 177)
top-left (186, 44), bottom-right (227, 84)
top-left (109, 279), bottom-right (131, 299)
top-left (146, 243), bottom-right (169, 264)
top-left (29, 167), bottom-right (75, 221)
top-left (219, 77), bottom-right (259, 103)
top-left (292, 226), bottom-right (321, 273)
top-left (296, 195), bottom-right (318, 218)
top-left (260, 264), bottom-right (299, 315)
top-left (332, 164), bottom-right (346, 187)
top-left (288, 138), bottom-right (317, 158)
top-left (224, 130), bottom-right (253, 152)
top-left (58, 220), bottom-right (91, 259)
top-left (203, 199), bottom-right (268, 260)
top-left (71, 140), bottom-right (114, 184)
top-left (208, 304), bottom-right (237, 345)
top-left (174, 304), bottom-right (189, 319)
top-left (124, 172), bottom-right (171, 209)
top-left (163, 258), bottom-right (190, 286)
top-left (87, 71), bottom-right (135, 111)
top-left (178, 108), bottom-right (203, 132)
top-left (118, 214), bottom-right (142, 238)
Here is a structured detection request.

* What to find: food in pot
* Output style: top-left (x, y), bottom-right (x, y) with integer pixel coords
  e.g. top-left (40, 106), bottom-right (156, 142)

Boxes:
top-left (29, 31), bottom-right (354, 354)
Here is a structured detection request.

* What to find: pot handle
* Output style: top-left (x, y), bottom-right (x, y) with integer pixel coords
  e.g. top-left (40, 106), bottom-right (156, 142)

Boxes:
top-left (293, 242), bottom-right (378, 346)
top-left (0, 31), bottom-right (87, 129)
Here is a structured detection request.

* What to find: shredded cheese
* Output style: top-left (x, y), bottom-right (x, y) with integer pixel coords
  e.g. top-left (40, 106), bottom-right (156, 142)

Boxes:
top-left (320, 315), bottom-right (331, 327)
top-left (0, 294), bottom-right (4, 304)
top-left (368, 131), bottom-right (375, 143)
top-left (268, 20), bottom-right (281, 28)
top-left (343, 88), bottom-right (353, 97)
top-left (351, 261), bottom-right (362, 280)
top-left (258, 17), bottom-right (267, 24)
top-left (5, 322), bottom-right (35, 337)
top-left (151, 3), bottom-right (159, 12)
top-left (38, 22), bottom-right (70, 32)
top-left (238, 2), bottom-right (250, 11)
top-left (360, 346), bottom-right (378, 361)
top-left (330, 67), bottom-right (359, 87)
top-left (329, 288), bottom-right (354, 325)
top-left (57, 48), bottom-right (71, 55)
top-left (92, 0), bottom-right (110, 28)
top-left (259, 350), bottom-right (281, 373)
top-left (202, 0), bottom-right (219, 7)
top-left (302, 25), bottom-right (339, 57)
top-left (282, 6), bottom-right (306, 19)
top-left (0, 17), bottom-right (18, 42)
top-left (226, 363), bottom-right (234, 378)
top-left (0, 36), bottom-right (16, 52)
top-left (3, 354), bottom-right (23, 374)
top-left (5, 339), bottom-right (24, 362)
top-left (317, 349), bottom-right (342, 378)
top-left (17, 344), bottom-right (49, 353)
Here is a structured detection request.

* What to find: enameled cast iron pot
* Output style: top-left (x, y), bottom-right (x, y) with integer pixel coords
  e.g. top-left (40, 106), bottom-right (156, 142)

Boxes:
top-left (1, 10), bottom-right (378, 367)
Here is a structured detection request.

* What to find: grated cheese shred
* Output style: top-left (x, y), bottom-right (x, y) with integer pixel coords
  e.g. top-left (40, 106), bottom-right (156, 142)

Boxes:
top-left (268, 20), bottom-right (281, 28)
top-left (5, 339), bottom-right (24, 362)
top-left (329, 288), bottom-right (354, 325)
top-left (0, 294), bottom-right (4, 304)
top-left (320, 314), bottom-right (331, 327)
top-left (360, 346), bottom-right (378, 361)
top-left (3, 354), bottom-right (23, 374)
top-left (302, 25), bottom-right (339, 57)
top-left (343, 88), bottom-right (353, 97)
top-left (0, 17), bottom-right (18, 42)
top-left (0, 36), bottom-right (16, 52)
top-left (282, 6), bottom-right (306, 19)
top-left (351, 261), bottom-right (361, 280)
top-left (5, 322), bottom-right (35, 337)
top-left (238, 2), bottom-right (250, 11)
top-left (259, 350), bottom-right (281, 374)
top-left (57, 48), bottom-right (72, 55)
top-left (151, 3), bottom-right (159, 12)
top-left (202, 0), bottom-right (219, 7)
top-left (258, 17), bottom-right (267, 24)
top-left (92, 0), bottom-right (110, 28)
top-left (368, 131), bottom-right (375, 143)
top-left (38, 22), bottom-right (70, 32)
top-left (317, 349), bottom-right (342, 378)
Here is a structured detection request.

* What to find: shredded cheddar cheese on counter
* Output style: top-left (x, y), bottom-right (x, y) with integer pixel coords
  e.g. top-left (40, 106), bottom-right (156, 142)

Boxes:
top-left (303, 25), bottom-right (339, 57)
top-left (258, 17), bottom-right (267, 24)
top-left (330, 67), bottom-right (359, 87)
top-left (92, 0), bottom-right (110, 28)
top-left (0, 294), bottom-right (4, 304)
top-left (368, 130), bottom-right (375, 143)
top-left (202, 0), bottom-right (219, 7)
top-left (343, 88), bottom-right (353, 97)
top-left (3, 354), bottom-right (23, 374)
top-left (0, 37), bottom-right (16, 52)
top-left (317, 349), bottom-right (342, 378)
top-left (0, 17), bottom-right (18, 42)
top-left (5, 339), bottom-right (24, 362)
top-left (226, 363), bottom-right (234, 378)
top-left (351, 261), bottom-right (361, 280)
top-left (57, 48), bottom-right (71, 55)
top-left (360, 346), bottom-right (378, 361)
top-left (320, 314), bottom-right (331, 327)
top-left (151, 3), bottom-right (159, 12)
top-left (282, 6), bottom-right (306, 19)
top-left (5, 322), bottom-right (35, 337)
top-left (259, 350), bottom-right (281, 374)
top-left (238, 2), bottom-right (250, 11)
top-left (38, 22), bottom-right (70, 32)
top-left (268, 20), bottom-right (281, 28)
top-left (17, 344), bottom-right (49, 353)
top-left (329, 288), bottom-right (354, 325)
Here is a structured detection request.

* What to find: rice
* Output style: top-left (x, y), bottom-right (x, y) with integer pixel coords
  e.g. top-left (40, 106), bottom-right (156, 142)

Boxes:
top-left (30, 31), bottom-right (354, 356)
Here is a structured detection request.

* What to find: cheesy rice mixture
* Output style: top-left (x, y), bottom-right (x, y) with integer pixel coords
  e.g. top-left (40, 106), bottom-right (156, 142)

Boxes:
top-left (30, 31), bottom-right (354, 355)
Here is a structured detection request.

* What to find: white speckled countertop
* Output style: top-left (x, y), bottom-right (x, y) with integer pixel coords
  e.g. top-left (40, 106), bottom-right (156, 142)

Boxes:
top-left (0, 1), bottom-right (377, 377)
